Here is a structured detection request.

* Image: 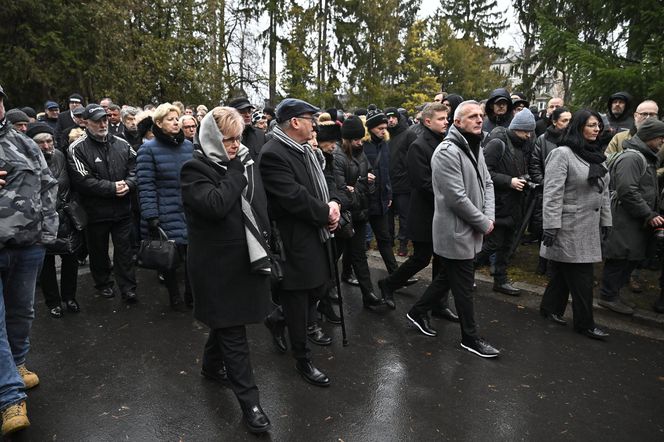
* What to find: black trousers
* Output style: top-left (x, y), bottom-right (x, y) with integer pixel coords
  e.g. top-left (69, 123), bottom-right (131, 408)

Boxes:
top-left (344, 220), bottom-right (374, 296)
top-left (599, 258), bottom-right (639, 301)
top-left (410, 257), bottom-right (477, 342)
top-left (540, 261), bottom-right (595, 330)
top-left (272, 285), bottom-right (325, 360)
top-left (86, 217), bottom-right (137, 294)
top-left (368, 214), bottom-right (398, 274)
top-left (203, 326), bottom-right (259, 410)
top-left (474, 224), bottom-right (515, 283)
top-left (40, 254), bottom-right (79, 308)
top-left (388, 192), bottom-right (411, 244)
top-left (162, 244), bottom-right (192, 303)
top-left (384, 241), bottom-right (449, 308)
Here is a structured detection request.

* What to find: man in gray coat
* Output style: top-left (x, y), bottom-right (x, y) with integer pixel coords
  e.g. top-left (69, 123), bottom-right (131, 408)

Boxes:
top-left (599, 119), bottom-right (664, 315)
top-left (406, 101), bottom-right (500, 358)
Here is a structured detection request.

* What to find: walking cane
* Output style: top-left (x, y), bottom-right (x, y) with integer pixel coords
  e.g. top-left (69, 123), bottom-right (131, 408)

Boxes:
top-left (509, 183), bottom-right (541, 259)
top-left (327, 235), bottom-right (349, 346)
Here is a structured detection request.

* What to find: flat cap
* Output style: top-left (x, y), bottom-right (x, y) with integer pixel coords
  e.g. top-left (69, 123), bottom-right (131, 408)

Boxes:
top-left (276, 98), bottom-right (319, 123)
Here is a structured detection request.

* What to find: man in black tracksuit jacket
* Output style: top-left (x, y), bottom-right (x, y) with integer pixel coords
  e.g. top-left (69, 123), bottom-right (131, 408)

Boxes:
top-left (474, 109), bottom-right (536, 296)
top-left (67, 104), bottom-right (138, 302)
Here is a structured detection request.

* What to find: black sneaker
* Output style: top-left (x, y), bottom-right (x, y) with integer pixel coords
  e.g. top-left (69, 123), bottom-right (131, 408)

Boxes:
top-left (99, 287), bottom-right (115, 298)
top-left (406, 313), bottom-right (437, 337)
top-left (460, 338), bottom-right (500, 358)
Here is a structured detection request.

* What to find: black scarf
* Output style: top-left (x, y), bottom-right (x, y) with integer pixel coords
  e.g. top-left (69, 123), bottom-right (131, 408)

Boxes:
top-left (458, 128), bottom-right (483, 161)
top-left (152, 124), bottom-right (185, 146)
top-left (570, 141), bottom-right (607, 191)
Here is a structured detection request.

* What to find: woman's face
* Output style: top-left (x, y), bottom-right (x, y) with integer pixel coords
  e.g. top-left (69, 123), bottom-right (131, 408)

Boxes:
top-left (583, 116), bottom-right (601, 142)
top-left (553, 112), bottom-right (572, 130)
top-left (157, 111), bottom-right (180, 136)
top-left (222, 131), bottom-right (242, 160)
top-left (319, 140), bottom-right (336, 154)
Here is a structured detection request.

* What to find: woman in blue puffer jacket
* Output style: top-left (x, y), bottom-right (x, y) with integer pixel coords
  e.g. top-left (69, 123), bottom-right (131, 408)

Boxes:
top-left (137, 103), bottom-right (194, 310)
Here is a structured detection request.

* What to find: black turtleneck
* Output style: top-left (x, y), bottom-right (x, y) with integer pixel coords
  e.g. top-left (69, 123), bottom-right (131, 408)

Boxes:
top-left (458, 127), bottom-right (483, 160)
top-left (152, 124), bottom-right (185, 146)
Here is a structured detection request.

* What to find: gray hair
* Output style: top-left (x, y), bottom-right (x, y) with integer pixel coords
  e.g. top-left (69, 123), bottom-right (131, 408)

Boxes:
top-left (454, 100), bottom-right (480, 120)
top-left (33, 132), bottom-right (53, 143)
top-left (121, 106), bottom-right (139, 121)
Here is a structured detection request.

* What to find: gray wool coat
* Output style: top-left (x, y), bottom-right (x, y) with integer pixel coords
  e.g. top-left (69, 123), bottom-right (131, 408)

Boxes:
top-left (431, 125), bottom-right (495, 260)
top-left (540, 146), bottom-right (612, 263)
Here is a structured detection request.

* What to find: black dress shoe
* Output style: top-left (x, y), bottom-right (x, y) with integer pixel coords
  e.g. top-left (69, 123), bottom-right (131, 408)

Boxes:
top-left (307, 323), bottom-right (332, 346)
top-left (362, 292), bottom-right (385, 310)
top-left (539, 309), bottom-right (567, 325)
top-left (317, 298), bottom-right (341, 324)
top-left (122, 291), bottom-right (138, 304)
top-left (242, 404), bottom-right (271, 433)
top-left (406, 312), bottom-right (437, 337)
top-left (99, 287), bottom-right (115, 298)
top-left (404, 277), bottom-right (419, 287)
top-left (264, 317), bottom-right (287, 353)
top-left (65, 299), bottom-right (80, 313)
top-left (295, 360), bottom-right (330, 387)
top-left (493, 282), bottom-right (520, 296)
top-left (577, 327), bottom-right (609, 340)
top-left (49, 306), bottom-right (63, 318)
top-left (378, 279), bottom-right (396, 310)
top-left (431, 307), bottom-right (459, 322)
top-left (201, 366), bottom-right (229, 384)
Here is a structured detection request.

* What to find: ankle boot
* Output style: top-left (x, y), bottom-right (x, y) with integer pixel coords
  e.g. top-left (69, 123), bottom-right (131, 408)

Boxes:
top-left (654, 291), bottom-right (664, 313)
top-left (317, 298), bottom-right (341, 324)
top-left (362, 292), bottom-right (384, 310)
top-left (169, 291), bottom-right (187, 312)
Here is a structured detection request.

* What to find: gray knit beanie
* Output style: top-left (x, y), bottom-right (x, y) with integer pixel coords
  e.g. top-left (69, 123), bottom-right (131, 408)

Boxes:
top-left (509, 109), bottom-right (536, 131)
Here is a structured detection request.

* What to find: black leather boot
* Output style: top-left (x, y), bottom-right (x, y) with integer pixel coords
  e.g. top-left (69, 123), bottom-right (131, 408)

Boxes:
top-left (317, 298), bottom-right (341, 324)
top-left (362, 292), bottom-right (385, 310)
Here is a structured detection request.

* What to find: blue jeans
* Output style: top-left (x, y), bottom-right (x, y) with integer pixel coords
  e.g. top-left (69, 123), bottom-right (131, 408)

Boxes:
top-left (0, 245), bottom-right (45, 410)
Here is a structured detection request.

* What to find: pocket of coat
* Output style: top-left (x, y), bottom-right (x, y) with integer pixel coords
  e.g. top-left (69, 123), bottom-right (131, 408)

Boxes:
top-left (562, 204), bottom-right (577, 213)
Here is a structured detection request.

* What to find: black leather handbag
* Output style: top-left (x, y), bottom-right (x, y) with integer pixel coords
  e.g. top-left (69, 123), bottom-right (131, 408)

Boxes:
top-left (137, 227), bottom-right (180, 272)
top-left (334, 210), bottom-right (355, 239)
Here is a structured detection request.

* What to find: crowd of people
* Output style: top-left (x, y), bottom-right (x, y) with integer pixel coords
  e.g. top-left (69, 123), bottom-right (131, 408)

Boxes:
top-left (1, 82), bottom-right (664, 436)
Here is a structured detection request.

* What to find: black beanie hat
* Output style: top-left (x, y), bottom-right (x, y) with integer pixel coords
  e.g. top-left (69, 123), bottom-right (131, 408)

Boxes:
top-left (384, 107), bottom-right (399, 117)
top-left (341, 116), bottom-right (366, 140)
top-left (365, 108), bottom-right (388, 130)
top-left (317, 123), bottom-right (341, 142)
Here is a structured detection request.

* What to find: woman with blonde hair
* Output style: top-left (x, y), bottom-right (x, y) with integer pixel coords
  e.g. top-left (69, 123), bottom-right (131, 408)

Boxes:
top-left (136, 103), bottom-right (193, 310)
top-left (181, 107), bottom-right (272, 433)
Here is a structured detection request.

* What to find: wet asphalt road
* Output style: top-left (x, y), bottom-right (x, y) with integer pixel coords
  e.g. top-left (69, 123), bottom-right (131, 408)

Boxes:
top-left (4, 258), bottom-right (664, 441)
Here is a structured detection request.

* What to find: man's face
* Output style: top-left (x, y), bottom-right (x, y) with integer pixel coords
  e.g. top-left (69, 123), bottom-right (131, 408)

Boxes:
top-left (108, 109), bottom-right (121, 124)
top-left (87, 116), bottom-right (109, 138)
top-left (73, 115), bottom-right (86, 127)
top-left (513, 130), bottom-right (532, 141)
top-left (370, 124), bottom-right (387, 140)
top-left (69, 101), bottom-right (82, 111)
top-left (425, 111), bottom-right (448, 135)
top-left (100, 99), bottom-right (112, 111)
top-left (455, 104), bottom-right (483, 135)
top-left (634, 102), bottom-right (659, 128)
top-left (185, 108), bottom-right (193, 116)
top-left (0, 98), bottom-right (6, 120)
top-left (238, 107), bottom-right (254, 126)
top-left (291, 113), bottom-right (316, 142)
top-left (318, 140), bottom-right (336, 154)
top-left (387, 115), bottom-right (398, 127)
top-left (14, 121), bottom-right (28, 133)
top-left (646, 136), bottom-right (664, 153)
top-left (35, 135), bottom-right (55, 155)
top-left (611, 99), bottom-right (626, 116)
top-left (123, 114), bottom-right (136, 131)
top-left (46, 108), bottom-right (60, 119)
top-left (492, 99), bottom-right (509, 116)
top-left (181, 118), bottom-right (197, 139)
top-left (547, 98), bottom-right (563, 116)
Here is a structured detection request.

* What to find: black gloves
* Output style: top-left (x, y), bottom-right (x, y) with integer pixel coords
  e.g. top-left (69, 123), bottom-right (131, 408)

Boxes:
top-left (227, 158), bottom-right (245, 173)
top-left (147, 218), bottom-right (160, 238)
top-left (601, 226), bottom-right (611, 242)
top-left (542, 229), bottom-right (559, 247)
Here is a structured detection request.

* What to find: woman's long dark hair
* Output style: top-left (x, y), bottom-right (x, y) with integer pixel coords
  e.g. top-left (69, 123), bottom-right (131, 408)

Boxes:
top-left (559, 108), bottom-right (603, 149)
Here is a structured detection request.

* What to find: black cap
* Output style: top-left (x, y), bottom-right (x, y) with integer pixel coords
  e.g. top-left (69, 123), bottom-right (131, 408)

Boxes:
top-left (72, 106), bottom-right (86, 117)
top-left (317, 123), bottom-right (341, 142)
top-left (69, 93), bottom-right (83, 104)
top-left (275, 98), bottom-right (319, 123)
top-left (384, 107), bottom-right (399, 117)
top-left (83, 104), bottom-right (107, 121)
top-left (227, 97), bottom-right (255, 111)
top-left (21, 107), bottom-right (37, 118)
top-left (26, 122), bottom-right (54, 138)
top-left (341, 116), bottom-right (366, 140)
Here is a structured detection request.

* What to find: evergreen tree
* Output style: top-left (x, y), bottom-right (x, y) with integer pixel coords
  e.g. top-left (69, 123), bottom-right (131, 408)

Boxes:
top-left (437, 0), bottom-right (507, 46)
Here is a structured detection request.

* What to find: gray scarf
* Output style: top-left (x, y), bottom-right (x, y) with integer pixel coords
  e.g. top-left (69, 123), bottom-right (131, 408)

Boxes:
top-left (272, 125), bottom-right (330, 243)
top-left (196, 110), bottom-right (271, 275)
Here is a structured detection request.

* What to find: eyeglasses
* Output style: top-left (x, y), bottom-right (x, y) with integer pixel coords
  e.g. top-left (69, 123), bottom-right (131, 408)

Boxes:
top-left (585, 123), bottom-right (601, 129)
top-left (636, 112), bottom-right (658, 118)
top-left (222, 136), bottom-right (242, 145)
top-left (295, 116), bottom-right (316, 124)
top-left (182, 125), bottom-right (197, 130)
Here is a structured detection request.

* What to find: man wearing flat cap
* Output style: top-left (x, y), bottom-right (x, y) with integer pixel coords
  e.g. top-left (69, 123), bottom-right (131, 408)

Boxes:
top-left (260, 98), bottom-right (341, 388)
top-left (55, 93), bottom-right (85, 150)
top-left (5, 109), bottom-right (30, 134)
top-left (42, 101), bottom-right (60, 130)
top-left (600, 119), bottom-right (664, 316)
top-left (0, 84), bottom-right (58, 436)
top-left (67, 104), bottom-right (138, 304)
top-left (228, 97), bottom-right (266, 160)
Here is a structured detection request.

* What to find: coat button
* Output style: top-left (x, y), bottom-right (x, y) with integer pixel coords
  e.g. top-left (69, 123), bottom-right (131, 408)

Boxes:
top-left (595, 208), bottom-right (599, 211)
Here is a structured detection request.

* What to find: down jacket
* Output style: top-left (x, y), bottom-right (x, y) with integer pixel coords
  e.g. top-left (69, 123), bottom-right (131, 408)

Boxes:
top-left (136, 127), bottom-right (194, 244)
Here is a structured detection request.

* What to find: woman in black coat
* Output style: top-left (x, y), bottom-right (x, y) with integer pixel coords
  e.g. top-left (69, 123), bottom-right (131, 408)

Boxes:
top-left (180, 107), bottom-right (272, 434)
top-left (332, 116), bottom-right (384, 309)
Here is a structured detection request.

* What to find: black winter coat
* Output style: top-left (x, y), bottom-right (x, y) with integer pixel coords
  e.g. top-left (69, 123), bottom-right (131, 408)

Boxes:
top-left (67, 131), bottom-right (137, 222)
top-left (55, 111), bottom-right (76, 150)
top-left (332, 145), bottom-right (374, 222)
top-left (243, 125), bottom-right (266, 161)
top-left (388, 117), bottom-right (411, 194)
top-left (482, 88), bottom-right (513, 133)
top-left (259, 138), bottom-right (336, 291)
top-left (483, 127), bottom-right (532, 225)
top-left (363, 135), bottom-right (392, 216)
top-left (407, 126), bottom-right (444, 242)
top-left (45, 149), bottom-right (82, 254)
top-left (529, 125), bottom-right (564, 184)
top-left (181, 151), bottom-right (271, 329)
